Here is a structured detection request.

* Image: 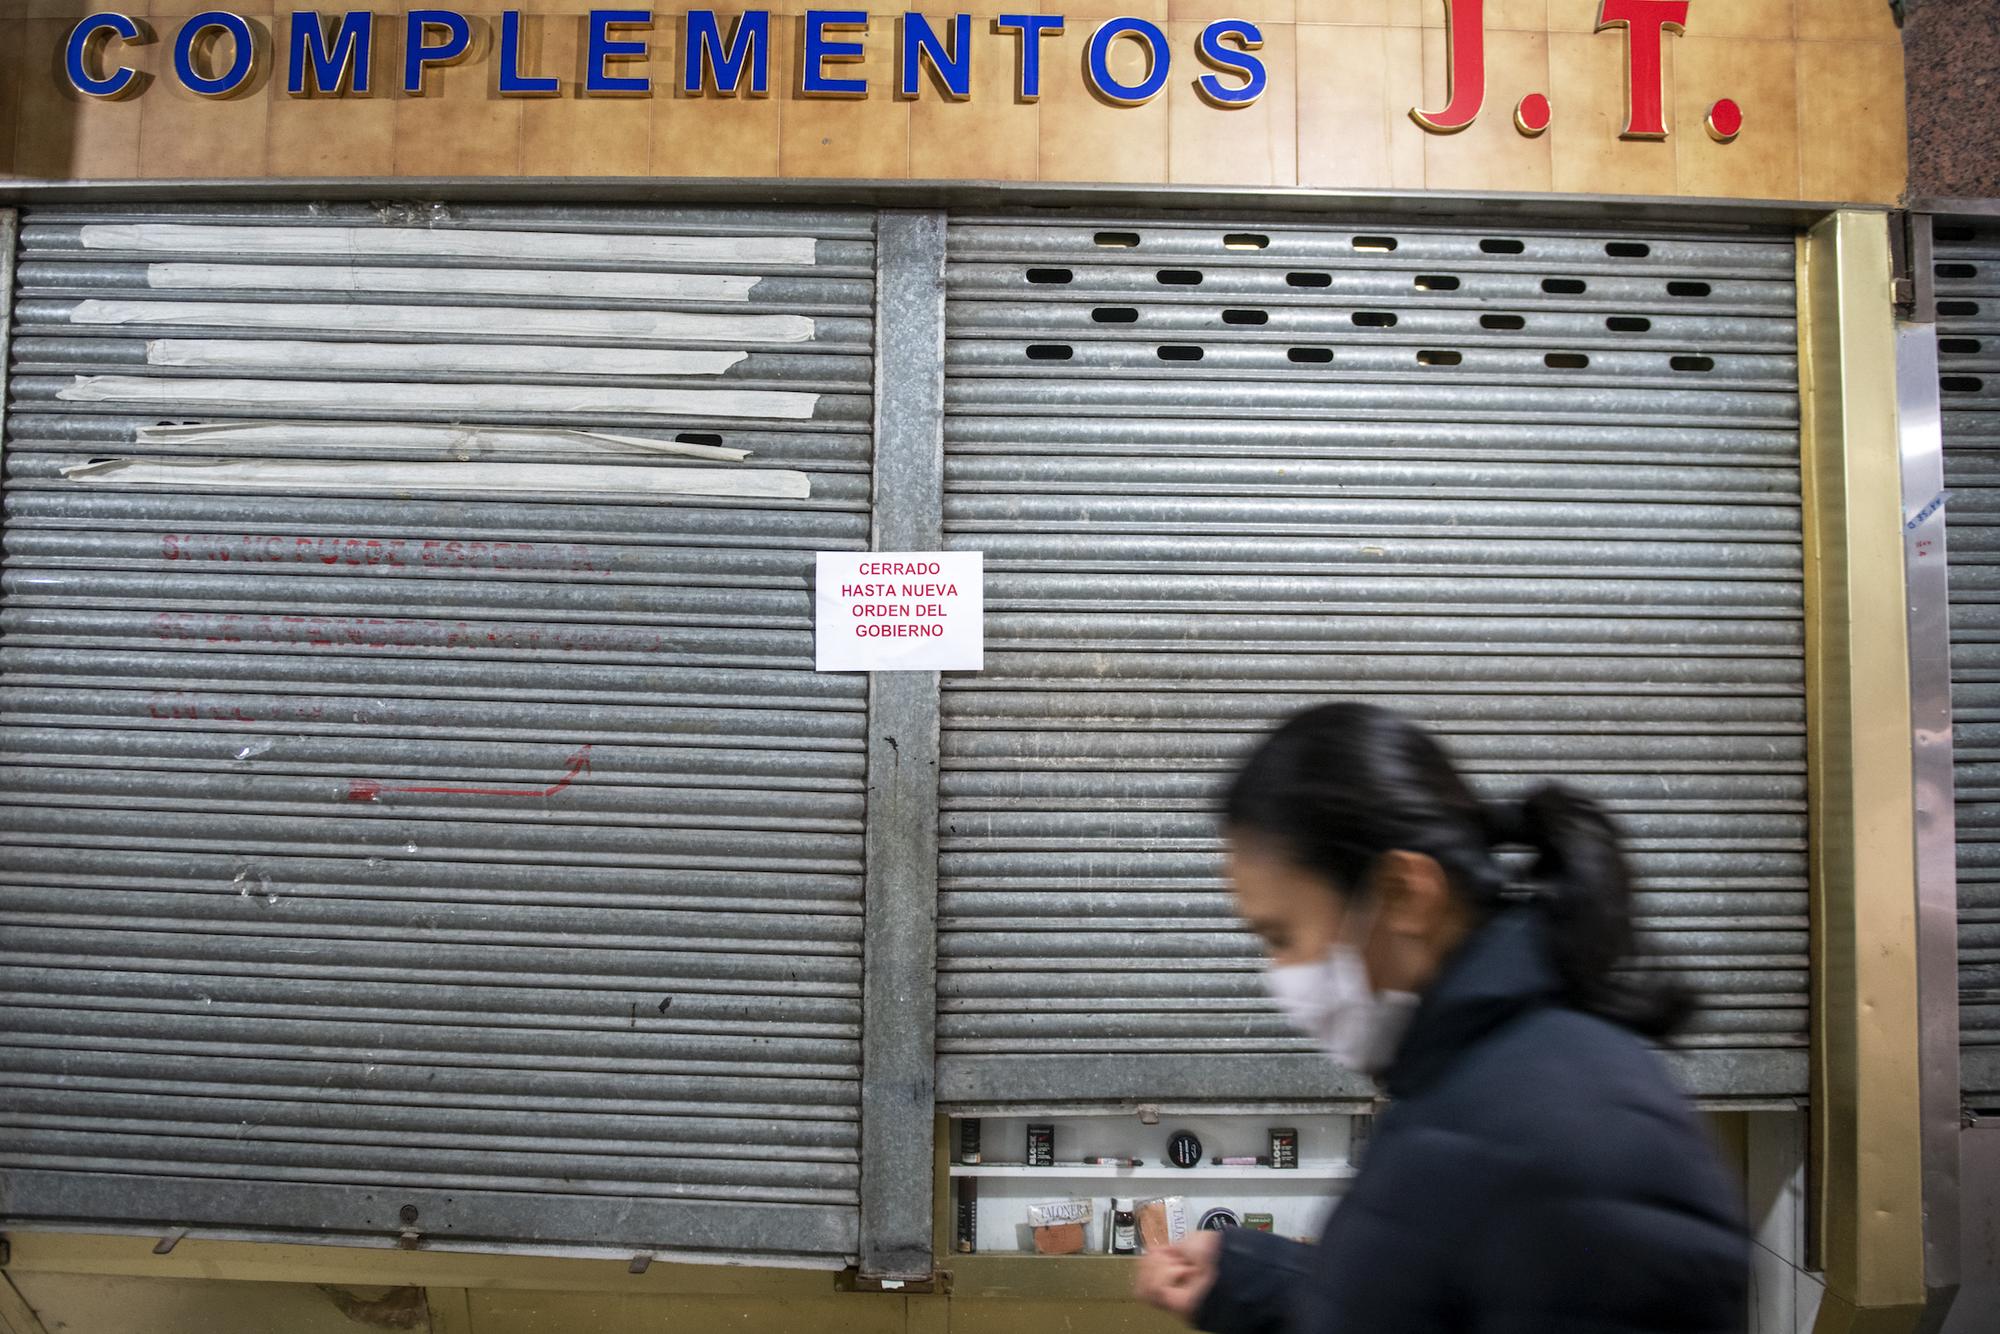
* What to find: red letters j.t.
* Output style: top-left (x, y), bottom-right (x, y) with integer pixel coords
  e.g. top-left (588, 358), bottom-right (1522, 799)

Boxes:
top-left (1411, 0), bottom-right (1484, 132)
top-left (1597, 0), bottom-right (1689, 138)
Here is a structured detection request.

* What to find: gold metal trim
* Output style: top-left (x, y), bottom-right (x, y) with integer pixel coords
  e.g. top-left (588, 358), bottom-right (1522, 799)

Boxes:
top-left (1799, 209), bottom-right (1929, 1334)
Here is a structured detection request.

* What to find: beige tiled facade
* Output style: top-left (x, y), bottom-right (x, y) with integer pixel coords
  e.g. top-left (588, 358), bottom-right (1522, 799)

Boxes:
top-left (1418, 25), bottom-right (1554, 193)
top-left (0, 2), bottom-right (1908, 201)
top-left (1672, 34), bottom-right (1801, 201)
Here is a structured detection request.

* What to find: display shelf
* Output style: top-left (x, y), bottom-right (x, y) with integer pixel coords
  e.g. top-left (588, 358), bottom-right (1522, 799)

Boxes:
top-left (949, 1163), bottom-right (1356, 1181)
top-left (949, 1112), bottom-right (1358, 1253)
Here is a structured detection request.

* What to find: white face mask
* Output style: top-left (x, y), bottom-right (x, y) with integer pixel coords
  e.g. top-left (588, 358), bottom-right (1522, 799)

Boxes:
top-left (1265, 940), bottom-right (1421, 1076)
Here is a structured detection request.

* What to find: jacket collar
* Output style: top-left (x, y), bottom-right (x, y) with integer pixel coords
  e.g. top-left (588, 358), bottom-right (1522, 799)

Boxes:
top-left (1380, 907), bottom-right (1564, 1099)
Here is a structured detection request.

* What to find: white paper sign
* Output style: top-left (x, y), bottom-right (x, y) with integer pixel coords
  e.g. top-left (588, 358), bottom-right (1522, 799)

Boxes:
top-left (815, 551), bottom-right (983, 672)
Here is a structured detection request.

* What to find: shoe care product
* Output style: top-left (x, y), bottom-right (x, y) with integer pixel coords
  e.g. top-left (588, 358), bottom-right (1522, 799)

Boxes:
top-left (1027, 1198), bottom-right (1092, 1255)
top-left (1135, 1197), bottom-right (1189, 1250)
top-left (955, 1180), bottom-right (977, 1253)
top-left (1110, 1199), bottom-right (1138, 1255)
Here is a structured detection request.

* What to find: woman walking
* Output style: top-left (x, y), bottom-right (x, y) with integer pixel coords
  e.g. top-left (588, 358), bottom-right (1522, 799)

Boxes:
top-left (1134, 702), bottom-right (1748, 1334)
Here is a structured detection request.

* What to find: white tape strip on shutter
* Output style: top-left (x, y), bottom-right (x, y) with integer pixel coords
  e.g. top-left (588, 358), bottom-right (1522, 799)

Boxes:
top-left (56, 376), bottom-right (818, 422)
top-left (131, 421), bottom-right (754, 462)
top-left (0, 203), bottom-right (876, 1264)
top-left (141, 340), bottom-right (750, 378)
top-left (143, 263), bottom-right (765, 303)
top-left (1936, 221), bottom-right (2000, 1099)
top-left (78, 223), bottom-right (819, 267)
top-left (936, 216), bottom-right (1808, 1107)
top-left (67, 299), bottom-right (816, 344)
top-left (57, 457), bottom-right (812, 502)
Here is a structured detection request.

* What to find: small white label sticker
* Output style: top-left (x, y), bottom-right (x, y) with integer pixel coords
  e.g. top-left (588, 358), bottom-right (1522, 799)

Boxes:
top-left (1906, 490), bottom-right (1950, 532)
top-left (815, 551), bottom-right (983, 672)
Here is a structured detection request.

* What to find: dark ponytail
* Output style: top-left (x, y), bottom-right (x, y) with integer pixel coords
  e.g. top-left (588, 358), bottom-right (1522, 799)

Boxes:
top-left (1497, 785), bottom-right (1691, 1039)
top-left (1224, 702), bottom-right (1691, 1039)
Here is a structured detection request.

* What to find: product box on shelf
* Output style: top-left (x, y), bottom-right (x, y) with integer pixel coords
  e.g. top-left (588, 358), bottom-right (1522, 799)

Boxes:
top-left (1026, 1198), bottom-right (1093, 1256)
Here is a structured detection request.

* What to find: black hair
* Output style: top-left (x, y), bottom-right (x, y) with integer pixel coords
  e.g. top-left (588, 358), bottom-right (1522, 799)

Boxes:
top-left (1222, 701), bottom-right (1691, 1038)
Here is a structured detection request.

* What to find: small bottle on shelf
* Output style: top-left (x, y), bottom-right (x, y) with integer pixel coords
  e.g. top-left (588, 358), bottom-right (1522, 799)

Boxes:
top-left (1110, 1198), bottom-right (1138, 1255)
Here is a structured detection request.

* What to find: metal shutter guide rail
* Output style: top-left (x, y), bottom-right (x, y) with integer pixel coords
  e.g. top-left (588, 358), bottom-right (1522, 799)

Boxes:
top-left (1936, 218), bottom-right (2000, 1100)
top-left (857, 211), bottom-right (947, 1280)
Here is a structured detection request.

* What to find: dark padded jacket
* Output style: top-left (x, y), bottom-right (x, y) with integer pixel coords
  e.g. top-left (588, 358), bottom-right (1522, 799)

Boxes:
top-left (1196, 908), bottom-right (1748, 1334)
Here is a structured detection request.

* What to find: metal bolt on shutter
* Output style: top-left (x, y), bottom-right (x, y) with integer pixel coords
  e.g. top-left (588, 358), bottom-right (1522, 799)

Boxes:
top-left (0, 203), bottom-right (876, 1263)
top-left (1936, 220), bottom-right (2000, 1101)
top-left (936, 216), bottom-right (1809, 1108)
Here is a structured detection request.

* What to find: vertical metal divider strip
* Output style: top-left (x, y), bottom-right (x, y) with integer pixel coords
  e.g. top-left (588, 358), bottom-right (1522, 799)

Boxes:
top-left (1, 210), bottom-right (14, 475)
top-left (1800, 210), bottom-right (1931, 1332)
top-left (857, 209), bottom-right (947, 1280)
top-left (1894, 289), bottom-right (1966, 1308)
top-left (1931, 217), bottom-right (2000, 1100)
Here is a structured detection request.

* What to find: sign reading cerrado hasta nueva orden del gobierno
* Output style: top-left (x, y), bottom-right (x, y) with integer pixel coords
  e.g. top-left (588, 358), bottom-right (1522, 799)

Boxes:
top-left (60, 3), bottom-right (1744, 145)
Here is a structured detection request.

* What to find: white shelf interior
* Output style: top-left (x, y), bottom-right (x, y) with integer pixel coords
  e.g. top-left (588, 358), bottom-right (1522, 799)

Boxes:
top-left (951, 1113), bottom-right (1358, 1254)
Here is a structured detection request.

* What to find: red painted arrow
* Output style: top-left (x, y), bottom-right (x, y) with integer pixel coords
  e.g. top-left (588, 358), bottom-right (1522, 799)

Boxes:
top-left (347, 746), bottom-right (592, 802)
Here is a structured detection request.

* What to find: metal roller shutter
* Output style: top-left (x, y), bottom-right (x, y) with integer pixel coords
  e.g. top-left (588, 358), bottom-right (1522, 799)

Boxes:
top-left (936, 215), bottom-right (1808, 1107)
top-left (1937, 220), bottom-right (2000, 1100)
top-left (0, 204), bottom-right (874, 1263)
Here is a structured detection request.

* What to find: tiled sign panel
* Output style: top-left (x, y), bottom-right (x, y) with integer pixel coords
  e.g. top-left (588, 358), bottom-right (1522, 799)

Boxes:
top-left (0, 1), bottom-right (1906, 202)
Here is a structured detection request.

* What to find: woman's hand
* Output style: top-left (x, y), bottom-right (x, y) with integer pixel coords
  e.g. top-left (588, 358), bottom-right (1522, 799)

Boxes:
top-left (1132, 1229), bottom-right (1223, 1323)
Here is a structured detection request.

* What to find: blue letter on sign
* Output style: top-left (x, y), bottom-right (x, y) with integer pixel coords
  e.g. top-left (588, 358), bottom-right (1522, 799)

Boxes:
top-left (802, 11), bottom-right (867, 96)
top-left (993, 14), bottom-right (1062, 101)
top-left (288, 11), bottom-right (373, 96)
top-left (586, 9), bottom-right (653, 94)
top-left (175, 10), bottom-right (256, 97)
top-left (1195, 20), bottom-right (1264, 106)
top-left (900, 13), bottom-right (970, 99)
top-left (1086, 16), bottom-right (1168, 105)
top-left (403, 9), bottom-right (471, 94)
top-left (684, 10), bottom-right (769, 96)
top-left (498, 11), bottom-right (559, 94)
top-left (66, 12), bottom-right (147, 98)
